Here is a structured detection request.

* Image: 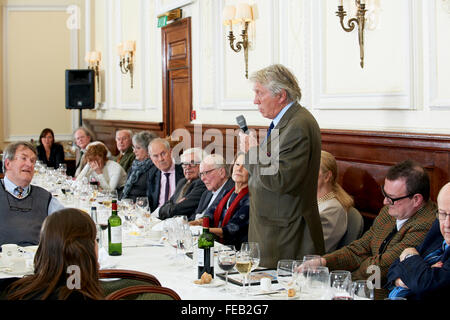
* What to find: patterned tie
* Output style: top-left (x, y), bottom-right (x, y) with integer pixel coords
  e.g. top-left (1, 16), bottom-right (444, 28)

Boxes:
top-left (117, 153), bottom-right (123, 163)
top-left (266, 121), bottom-right (275, 140)
top-left (176, 180), bottom-right (192, 203)
top-left (16, 186), bottom-right (24, 199)
top-left (164, 172), bottom-right (171, 203)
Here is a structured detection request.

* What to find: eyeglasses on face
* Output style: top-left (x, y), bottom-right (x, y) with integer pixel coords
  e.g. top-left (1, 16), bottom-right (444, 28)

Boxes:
top-left (381, 185), bottom-right (414, 205)
top-left (199, 168), bottom-right (218, 178)
top-left (181, 161), bottom-right (200, 168)
top-left (437, 211), bottom-right (450, 221)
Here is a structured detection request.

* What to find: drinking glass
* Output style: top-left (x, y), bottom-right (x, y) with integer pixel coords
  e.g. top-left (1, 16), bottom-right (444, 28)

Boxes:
top-left (277, 259), bottom-right (295, 298)
top-left (136, 197), bottom-right (149, 217)
top-left (352, 280), bottom-right (374, 300)
top-left (236, 250), bottom-right (252, 295)
top-left (304, 266), bottom-right (330, 299)
top-left (240, 242), bottom-right (260, 290)
top-left (330, 270), bottom-right (353, 300)
top-left (218, 245), bottom-right (236, 292)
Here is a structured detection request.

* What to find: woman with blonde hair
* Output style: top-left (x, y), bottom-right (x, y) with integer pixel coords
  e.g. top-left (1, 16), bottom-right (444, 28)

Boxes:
top-left (317, 150), bottom-right (354, 253)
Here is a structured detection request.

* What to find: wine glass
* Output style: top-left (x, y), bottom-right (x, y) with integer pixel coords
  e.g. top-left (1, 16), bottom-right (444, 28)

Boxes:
top-left (330, 270), bottom-right (353, 300)
top-left (136, 197), bottom-right (149, 217)
top-left (240, 242), bottom-right (260, 290)
top-left (236, 250), bottom-right (252, 295)
top-left (277, 259), bottom-right (295, 299)
top-left (352, 280), bottom-right (374, 300)
top-left (218, 245), bottom-right (236, 292)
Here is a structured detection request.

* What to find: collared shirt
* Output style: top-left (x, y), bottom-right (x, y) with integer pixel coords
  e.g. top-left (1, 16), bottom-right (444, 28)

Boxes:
top-left (272, 101), bottom-right (294, 129)
top-left (396, 218), bottom-right (409, 231)
top-left (3, 176), bottom-right (64, 215)
top-left (157, 162), bottom-right (176, 208)
top-left (263, 101), bottom-right (294, 143)
top-left (194, 179), bottom-right (229, 221)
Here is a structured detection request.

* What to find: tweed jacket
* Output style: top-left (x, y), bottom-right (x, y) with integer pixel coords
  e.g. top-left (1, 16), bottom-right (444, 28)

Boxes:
top-left (245, 102), bottom-right (325, 268)
top-left (324, 201), bottom-right (437, 288)
top-left (116, 147), bottom-right (135, 174)
top-left (158, 177), bottom-right (207, 220)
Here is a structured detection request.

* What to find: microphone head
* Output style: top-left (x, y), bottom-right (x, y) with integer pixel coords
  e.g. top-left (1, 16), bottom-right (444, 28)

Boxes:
top-left (236, 115), bottom-right (248, 133)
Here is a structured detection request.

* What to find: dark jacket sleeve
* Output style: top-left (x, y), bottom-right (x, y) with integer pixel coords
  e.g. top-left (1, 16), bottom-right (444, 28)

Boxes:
top-left (222, 195), bottom-right (250, 246)
top-left (53, 143), bottom-right (65, 169)
top-left (158, 178), bottom-right (206, 219)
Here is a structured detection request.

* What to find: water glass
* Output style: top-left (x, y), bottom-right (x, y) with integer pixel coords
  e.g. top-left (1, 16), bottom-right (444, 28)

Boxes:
top-left (277, 259), bottom-right (295, 298)
top-left (330, 270), bottom-right (353, 300)
top-left (352, 280), bottom-right (374, 300)
top-left (304, 266), bottom-right (330, 299)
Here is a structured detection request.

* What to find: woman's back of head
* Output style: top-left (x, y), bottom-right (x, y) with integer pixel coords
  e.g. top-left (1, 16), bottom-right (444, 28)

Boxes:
top-left (7, 208), bottom-right (103, 300)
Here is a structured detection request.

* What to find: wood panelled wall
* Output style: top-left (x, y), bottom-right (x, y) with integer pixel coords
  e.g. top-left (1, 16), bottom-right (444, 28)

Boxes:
top-left (84, 119), bottom-right (450, 227)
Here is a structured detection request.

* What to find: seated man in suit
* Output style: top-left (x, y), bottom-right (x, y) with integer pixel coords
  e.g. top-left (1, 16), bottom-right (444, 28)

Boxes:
top-left (73, 126), bottom-right (95, 177)
top-left (115, 129), bottom-right (135, 174)
top-left (309, 160), bottom-right (437, 299)
top-left (147, 138), bottom-right (184, 213)
top-left (387, 182), bottom-right (450, 300)
top-left (0, 142), bottom-right (64, 246)
top-left (189, 154), bottom-right (234, 223)
top-left (157, 148), bottom-right (207, 220)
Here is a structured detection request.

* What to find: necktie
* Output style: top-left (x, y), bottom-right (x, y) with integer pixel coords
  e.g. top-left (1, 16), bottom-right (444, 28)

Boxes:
top-left (76, 150), bottom-right (84, 169)
top-left (379, 225), bottom-right (397, 255)
top-left (266, 122), bottom-right (275, 140)
top-left (117, 153), bottom-right (123, 163)
top-left (16, 186), bottom-right (24, 199)
top-left (176, 180), bottom-right (192, 203)
top-left (164, 172), bottom-right (171, 203)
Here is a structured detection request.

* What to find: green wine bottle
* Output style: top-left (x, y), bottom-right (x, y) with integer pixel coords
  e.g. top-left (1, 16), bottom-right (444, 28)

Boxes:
top-left (197, 218), bottom-right (214, 278)
top-left (108, 199), bottom-right (122, 256)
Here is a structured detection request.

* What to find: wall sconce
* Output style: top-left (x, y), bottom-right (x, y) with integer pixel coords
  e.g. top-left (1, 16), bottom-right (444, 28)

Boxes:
top-left (117, 40), bottom-right (136, 89)
top-left (336, 0), bottom-right (367, 68)
top-left (85, 51), bottom-right (101, 92)
top-left (222, 3), bottom-right (254, 79)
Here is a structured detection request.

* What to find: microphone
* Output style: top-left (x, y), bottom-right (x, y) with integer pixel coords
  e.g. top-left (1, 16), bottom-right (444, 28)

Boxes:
top-left (236, 115), bottom-right (248, 134)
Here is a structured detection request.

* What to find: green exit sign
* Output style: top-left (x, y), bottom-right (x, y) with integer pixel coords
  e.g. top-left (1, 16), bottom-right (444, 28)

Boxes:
top-left (158, 15), bottom-right (167, 28)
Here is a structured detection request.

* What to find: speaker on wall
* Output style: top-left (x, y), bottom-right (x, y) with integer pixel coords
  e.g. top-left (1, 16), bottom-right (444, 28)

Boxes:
top-left (65, 69), bottom-right (95, 109)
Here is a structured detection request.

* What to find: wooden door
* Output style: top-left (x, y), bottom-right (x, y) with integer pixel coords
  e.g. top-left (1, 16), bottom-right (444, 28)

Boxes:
top-left (161, 17), bottom-right (192, 137)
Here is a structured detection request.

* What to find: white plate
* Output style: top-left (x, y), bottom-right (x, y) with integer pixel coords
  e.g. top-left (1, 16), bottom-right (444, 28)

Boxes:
top-left (0, 267), bottom-right (33, 276)
top-left (193, 278), bottom-right (225, 288)
top-left (20, 245), bottom-right (38, 254)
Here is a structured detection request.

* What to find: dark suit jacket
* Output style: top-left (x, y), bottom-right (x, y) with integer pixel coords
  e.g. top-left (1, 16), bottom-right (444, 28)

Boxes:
top-left (245, 102), bottom-right (325, 268)
top-left (146, 164), bottom-right (184, 212)
top-left (37, 143), bottom-right (65, 169)
top-left (158, 177), bottom-right (206, 220)
top-left (116, 147), bottom-right (135, 173)
top-left (189, 178), bottom-right (235, 221)
top-left (387, 219), bottom-right (450, 300)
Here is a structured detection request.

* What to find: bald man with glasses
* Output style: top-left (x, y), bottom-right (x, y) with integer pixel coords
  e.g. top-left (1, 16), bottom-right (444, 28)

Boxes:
top-left (317, 160), bottom-right (436, 299)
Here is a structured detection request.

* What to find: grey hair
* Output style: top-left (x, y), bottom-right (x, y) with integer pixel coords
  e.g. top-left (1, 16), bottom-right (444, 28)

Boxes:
top-left (116, 129), bottom-right (133, 139)
top-left (149, 137), bottom-right (171, 151)
top-left (132, 131), bottom-right (158, 150)
top-left (249, 64), bottom-right (302, 103)
top-left (2, 141), bottom-right (37, 172)
top-left (181, 148), bottom-right (207, 163)
top-left (201, 153), bottom-right (230, 177)
top-left (73, 126), bottom-right (96, 142)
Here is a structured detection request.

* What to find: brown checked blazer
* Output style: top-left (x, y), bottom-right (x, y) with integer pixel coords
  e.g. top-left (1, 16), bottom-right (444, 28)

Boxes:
top-left (245, 102), bottom-right (325, 268)
top-left (324, 201), bottom-right (437, 297)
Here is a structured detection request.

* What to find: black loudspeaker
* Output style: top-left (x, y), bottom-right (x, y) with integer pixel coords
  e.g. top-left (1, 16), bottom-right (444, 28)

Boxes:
top-left (65, 69), bottom-right (95, 109)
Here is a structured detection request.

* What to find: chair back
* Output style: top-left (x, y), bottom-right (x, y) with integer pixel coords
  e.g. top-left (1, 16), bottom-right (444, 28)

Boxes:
top-left (105, 285), bottom-right (181, 300)
top-left (99, 269), bottom-right (161, 298)
top-left (336, 206), bottom-right (364, 248)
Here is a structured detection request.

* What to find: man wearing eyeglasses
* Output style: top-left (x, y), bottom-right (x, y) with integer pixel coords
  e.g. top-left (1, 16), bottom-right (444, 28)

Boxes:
top-left (319, 160), bottom-right (436, 299)
top-left (157, 148), bottom-right (207, 220)
top-left (386, 182), bottom-right (450, 300)
top-left (0, 142), bottom-right (64, 246)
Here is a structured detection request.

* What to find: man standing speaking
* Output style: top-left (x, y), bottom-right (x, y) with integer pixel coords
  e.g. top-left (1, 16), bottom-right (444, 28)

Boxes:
top-left (239, 64), bottom-right (325, 268)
